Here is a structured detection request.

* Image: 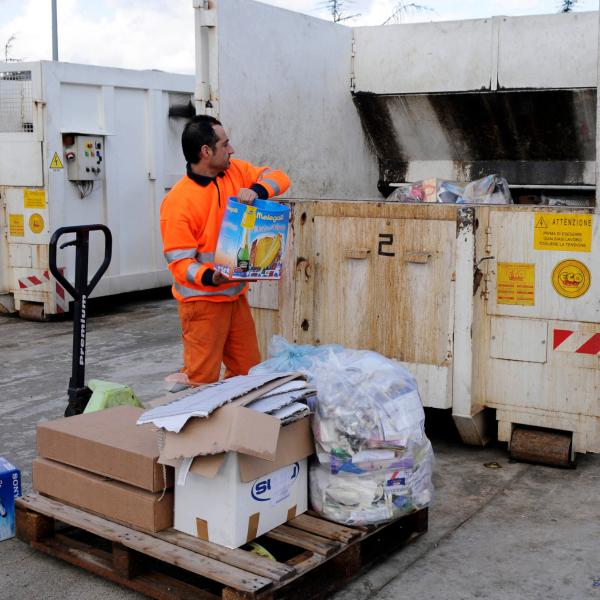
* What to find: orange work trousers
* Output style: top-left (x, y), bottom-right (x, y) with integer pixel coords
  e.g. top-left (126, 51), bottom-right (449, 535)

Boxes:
top-left (177, 294), bottom-right (261, 385)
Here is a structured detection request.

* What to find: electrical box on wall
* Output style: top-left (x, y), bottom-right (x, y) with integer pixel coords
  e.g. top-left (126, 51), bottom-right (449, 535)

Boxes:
top-left (64, 135), bottom-right (105, 181)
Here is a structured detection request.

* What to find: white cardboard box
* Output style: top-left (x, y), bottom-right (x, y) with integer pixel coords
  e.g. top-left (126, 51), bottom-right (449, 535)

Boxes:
top-left (143, 375), bottom-right (315, 549)
top-left (174, 455), bottom-right (308, 548)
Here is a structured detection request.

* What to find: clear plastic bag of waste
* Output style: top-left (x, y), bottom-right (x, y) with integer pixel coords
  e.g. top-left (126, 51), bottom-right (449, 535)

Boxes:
top-left (386, 175), bottom-right (512, 205)
top-left (310, 443), bottom-right (433, 526)
top-left (249, 335), bottom-right (345, 380)
top-left (459, 174), bottom-right (512, 204)
top-left (386, 179), bottom-right (466, 203)
top-left (308, 349), bottom-right (434, 525)
top-left (386, 182), bottom-right (425, 203)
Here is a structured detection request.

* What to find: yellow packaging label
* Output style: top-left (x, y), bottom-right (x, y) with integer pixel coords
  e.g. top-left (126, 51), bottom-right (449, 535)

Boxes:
top-left (29, 213), bottom-right (45, 234)
top-left (241, 205), bottom-right (257, 229)
top-left (9, 214), bottom-right (25, 237)
top-left (497, 262), bottom-right (535, 306)
top-left (533, 213), bottom-right (592, 252)
top-left (551, 259), bottom-right (590, 299)
top-left (24, 189), bottom-right (46, 209)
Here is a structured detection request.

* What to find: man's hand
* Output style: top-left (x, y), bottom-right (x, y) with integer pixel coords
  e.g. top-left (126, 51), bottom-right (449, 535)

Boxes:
top-left (237, 188), bottom-right (258, 205)
top-left (212, 270), bottom-right (231, 286)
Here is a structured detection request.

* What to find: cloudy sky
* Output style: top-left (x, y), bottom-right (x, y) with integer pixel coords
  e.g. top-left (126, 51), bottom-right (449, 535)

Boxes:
top-left (1, 0), bottom-right (597, 74)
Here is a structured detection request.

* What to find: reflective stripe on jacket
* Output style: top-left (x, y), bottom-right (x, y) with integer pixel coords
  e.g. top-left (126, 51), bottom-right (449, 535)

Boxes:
top-left (160, 158), bottom-right (290, 303)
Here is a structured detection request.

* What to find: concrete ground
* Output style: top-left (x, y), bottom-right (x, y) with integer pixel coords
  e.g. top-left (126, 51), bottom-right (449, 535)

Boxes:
top-left (0, 292), bottom-right (598, 600)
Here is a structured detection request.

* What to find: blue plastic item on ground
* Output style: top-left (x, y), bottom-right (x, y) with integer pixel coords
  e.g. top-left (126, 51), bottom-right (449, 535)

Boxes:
top-left (0, 457), bottom-right (21, 541)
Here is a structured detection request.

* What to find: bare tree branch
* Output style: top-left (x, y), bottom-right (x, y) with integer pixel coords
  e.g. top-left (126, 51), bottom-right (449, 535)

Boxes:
top-left (4, 34), bottom-right (20, 62)
top-left (320, 0), bottom-right (360, 23)
top-left (560, 0), bottom-right (578, 11)
top-left (383, 2), bottom-right (433, 25)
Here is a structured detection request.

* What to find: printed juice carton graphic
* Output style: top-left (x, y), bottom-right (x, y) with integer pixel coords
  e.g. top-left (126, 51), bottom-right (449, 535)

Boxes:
top-left (0, 457), bottom-right (22, 541)
top-left (215, 198), bottom-right (290, 280)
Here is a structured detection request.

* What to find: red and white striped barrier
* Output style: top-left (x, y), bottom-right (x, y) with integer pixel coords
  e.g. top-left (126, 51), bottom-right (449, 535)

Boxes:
top-left (553, 329), bottom-right (600, 356)
top-left (17, 270), bottom-right (68, 313)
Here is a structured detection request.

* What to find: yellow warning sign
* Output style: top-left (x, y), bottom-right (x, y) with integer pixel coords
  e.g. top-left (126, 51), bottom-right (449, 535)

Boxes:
top-left (49, 152), bottom-right (64, 170)
top-left (24, 188), bottom-right (46, 209)
top-left (533, 213), bottom-right (592, 252)
top-left (497, 263), bottom-right (535, 306)
top-left (29, 213), bottom-right (45, 234)
top-left (552, 259), bottom-right (591, 299)
top-left (9, 214), bottom-right (25, 237)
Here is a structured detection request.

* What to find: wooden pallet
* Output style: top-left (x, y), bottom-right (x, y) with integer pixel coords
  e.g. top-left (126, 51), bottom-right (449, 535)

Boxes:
top-left (16, 493), bottom-right (428, 600)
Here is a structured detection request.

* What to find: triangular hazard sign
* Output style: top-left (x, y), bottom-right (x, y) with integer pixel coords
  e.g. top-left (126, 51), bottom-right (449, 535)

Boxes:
top-left (535, 216), bottom-right (547, 229)
top-left (49, 152), bottom-right (64, 169)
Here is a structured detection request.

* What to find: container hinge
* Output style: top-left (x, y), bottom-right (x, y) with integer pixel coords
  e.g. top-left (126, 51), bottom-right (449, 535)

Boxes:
top-left (0, 191), bottom-right (7, 238)
top-left (194, 1), bottom-right (216, 27)
top-left (485, 225), bottom-right (493, 255)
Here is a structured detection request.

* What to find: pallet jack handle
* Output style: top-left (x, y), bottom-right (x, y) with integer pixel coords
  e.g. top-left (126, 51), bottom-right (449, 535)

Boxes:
top-left (49, 225), bottom-right (112, 416)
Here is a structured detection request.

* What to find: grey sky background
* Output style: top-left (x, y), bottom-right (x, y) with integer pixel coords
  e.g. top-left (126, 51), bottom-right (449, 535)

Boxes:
top-left (1, 0), bottom-right (598, 74)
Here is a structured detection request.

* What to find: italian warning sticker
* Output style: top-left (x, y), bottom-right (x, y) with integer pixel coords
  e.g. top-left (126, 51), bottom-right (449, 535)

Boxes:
top-left (533, 213), bottom-right (592, 252)
top-left (24, 188), bottom-right (46, 209)
top-left (497, 263), bottom-right (535, 306)
top-left (9, 214), bottom-right (25, 237)
top-left (29, 213), bottom-right (45, 234)
top-left (551, 259), bottom-right (590, 299)
top-left (49, 152), bottom-right (64, 170)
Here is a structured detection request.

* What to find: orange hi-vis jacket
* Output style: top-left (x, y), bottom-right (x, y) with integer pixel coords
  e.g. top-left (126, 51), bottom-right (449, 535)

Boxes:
top-left (160, 158), bottom-right (290, 303)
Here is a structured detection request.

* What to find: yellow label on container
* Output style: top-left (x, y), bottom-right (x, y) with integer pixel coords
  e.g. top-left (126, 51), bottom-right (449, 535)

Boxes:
top-left (533, 213), bottom-right (592, 252)
top-left (241, 205), bottom-right (257, 229)
top-left (551, 259), bottom-right (590, 299)
top-left (497, 263), bottom-right (535, 306)
top-left (29, 213), bottom-right (45, 234)
top-left (24, 189), bottom-right (46, 209)
top-left (9, 214), bottom-right (25, 237)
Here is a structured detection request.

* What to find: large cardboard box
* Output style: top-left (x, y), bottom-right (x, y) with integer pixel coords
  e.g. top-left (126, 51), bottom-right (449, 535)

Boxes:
top-left (33, 458), bottom-right (173, 532)
top-left (161, 409), bottom-right (313, 548)
top-left (214, 198), bottom-right (290, 280)
top-left (37, 405), bottom-right (173, 492)
top-left (0, 457), bottom-right (21, 541)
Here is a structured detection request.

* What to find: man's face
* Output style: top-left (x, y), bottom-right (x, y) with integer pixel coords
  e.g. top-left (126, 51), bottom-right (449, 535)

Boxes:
top-left (207, 125), bottom-right (234, 171)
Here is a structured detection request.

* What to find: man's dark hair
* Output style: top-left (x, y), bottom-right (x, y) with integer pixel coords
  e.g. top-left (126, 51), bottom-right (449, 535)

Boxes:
top-left (182, 114), bottom-right (222, 164)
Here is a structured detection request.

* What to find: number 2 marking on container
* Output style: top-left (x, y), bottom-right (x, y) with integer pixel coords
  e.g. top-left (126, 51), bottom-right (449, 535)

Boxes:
top-left (378, 233), bottom-right (395, 257)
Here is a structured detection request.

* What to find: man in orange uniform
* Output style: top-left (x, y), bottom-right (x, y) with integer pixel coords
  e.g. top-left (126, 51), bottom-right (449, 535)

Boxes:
top-left (160, 115), bottom-right (290, 385)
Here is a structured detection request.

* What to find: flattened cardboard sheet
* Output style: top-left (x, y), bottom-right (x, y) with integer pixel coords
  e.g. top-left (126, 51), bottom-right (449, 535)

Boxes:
top-left (139, 373), bottom-right (303, 432)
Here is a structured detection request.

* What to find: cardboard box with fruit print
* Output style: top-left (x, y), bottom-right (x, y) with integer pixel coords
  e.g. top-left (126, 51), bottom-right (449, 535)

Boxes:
top-left (214, 198), bottom-right (290, 280)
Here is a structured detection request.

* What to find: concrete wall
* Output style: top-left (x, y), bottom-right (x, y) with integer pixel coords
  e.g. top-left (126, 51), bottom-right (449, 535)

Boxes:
top-left (213, 0), bottom-right (379, 200)
top-left (353, 11), bottom-right (598, 94)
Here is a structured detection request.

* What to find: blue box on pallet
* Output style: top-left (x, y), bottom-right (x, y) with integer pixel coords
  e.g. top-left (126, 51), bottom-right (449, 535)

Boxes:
top-left (0, 457), bottom-right (22, 541)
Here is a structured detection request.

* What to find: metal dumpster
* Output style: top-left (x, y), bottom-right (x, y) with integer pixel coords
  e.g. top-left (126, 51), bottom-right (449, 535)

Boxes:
top-left (195, 0), bottom-right (599, 459)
